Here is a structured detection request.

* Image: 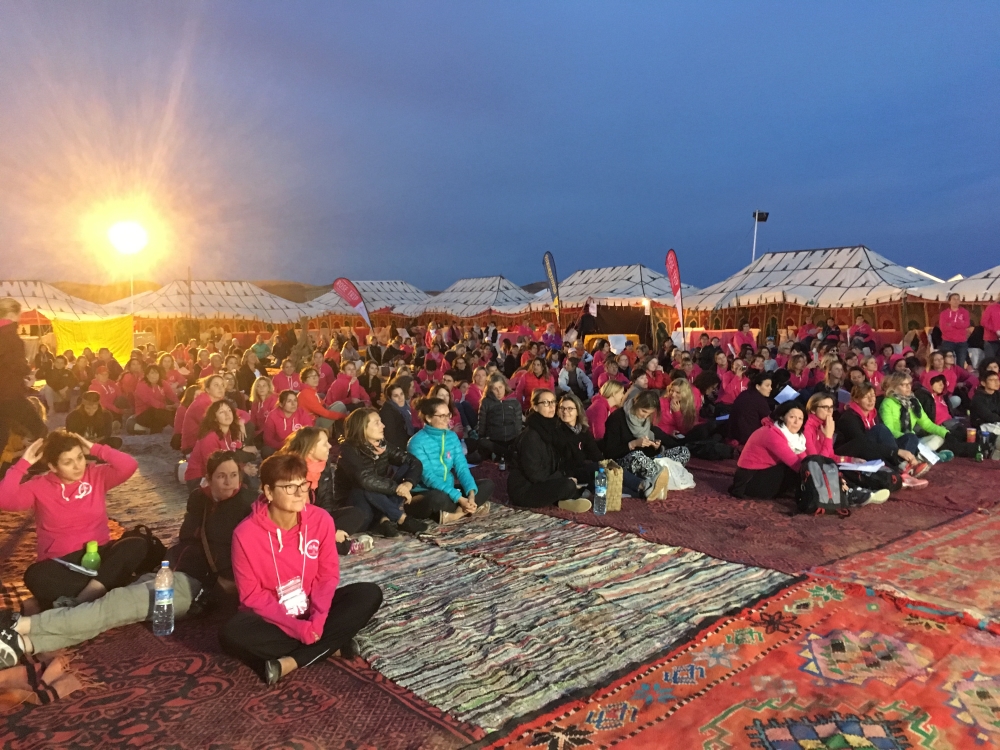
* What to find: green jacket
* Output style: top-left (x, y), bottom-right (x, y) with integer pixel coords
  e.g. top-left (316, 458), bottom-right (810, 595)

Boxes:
top-left (879, 394), bottom-right (948, 440)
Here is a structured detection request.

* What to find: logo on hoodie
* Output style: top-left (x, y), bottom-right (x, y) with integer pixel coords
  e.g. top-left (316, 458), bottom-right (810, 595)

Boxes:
top-left (304, 539), bottom-right (320, 559)
top-left (65, 482), bottom-right (93, 501)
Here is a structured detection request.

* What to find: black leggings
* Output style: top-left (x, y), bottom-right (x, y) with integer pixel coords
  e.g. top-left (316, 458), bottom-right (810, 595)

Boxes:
top-left (407, 479), bottom-right (495, 519)
top-left (509, 476), bottom-right (578, 508)
top-left (219, 582), bottom-right (383, 680)
top-left (729, 464), bottom-right (799, 500)
top-left (136, 408), bottom-right (175, 433)
top-left (331, 506), bottom-right (367, 555)
top-left (24, 536), bottom-right (150, 608)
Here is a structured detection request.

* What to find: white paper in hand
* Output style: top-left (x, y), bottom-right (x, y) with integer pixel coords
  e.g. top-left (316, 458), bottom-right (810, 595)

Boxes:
top-left (774, 385), bottom-right (799, 404)
top-left (608, 334), bottom-right (628, 355)
top-left (837, 459), bottom-right (885, 473)
top-left (917, 441), bottom-right (940, 465)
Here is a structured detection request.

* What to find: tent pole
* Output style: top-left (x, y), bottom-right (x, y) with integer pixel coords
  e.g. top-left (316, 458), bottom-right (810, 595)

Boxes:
top-left (752, 218), bottom-right (759, 263)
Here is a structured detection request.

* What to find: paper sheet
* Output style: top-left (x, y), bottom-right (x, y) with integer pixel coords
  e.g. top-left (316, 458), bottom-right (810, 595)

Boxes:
top-left (774, 385), bottom-right (799, 404)
top-left (917, 441), bottom-right (940, 465)
top-left (837, 388), bottom-right (852, 405)
top-left (837, 459), bottom-right (885, 473)
top-left (608, 334), bottom-right (628, 354)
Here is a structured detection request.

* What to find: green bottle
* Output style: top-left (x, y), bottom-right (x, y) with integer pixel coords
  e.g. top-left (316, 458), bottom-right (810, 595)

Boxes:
top-left (81, 541), bottom-right (101, 571)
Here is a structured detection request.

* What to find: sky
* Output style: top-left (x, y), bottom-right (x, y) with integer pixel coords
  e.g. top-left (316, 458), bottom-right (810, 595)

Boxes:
top-left (0, 1), bottom-right (997, 291)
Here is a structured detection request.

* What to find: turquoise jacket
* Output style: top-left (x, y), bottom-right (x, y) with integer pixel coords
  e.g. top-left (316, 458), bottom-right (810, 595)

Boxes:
top-left (407, 425), bottom-right (478, 501)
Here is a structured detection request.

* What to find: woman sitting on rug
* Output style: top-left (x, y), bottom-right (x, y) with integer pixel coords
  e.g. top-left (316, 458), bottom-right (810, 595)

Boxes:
top-left (132, 364), bottom-right (178, 434)
top-left (476, 372), bottom-right (523, 461)
top-left (331, 409), bottom-right (428, 537)
top-left (221, 453), bottom-right (384, 686)
top-left (379, 379), bottom-right (416, 452)
top-left (0, 431), bottom-right (144, 610)
top-left (514, 357), bottom-right (556, 413)
top-left (726, 371), bottom-right (774, 446)
top-left (507, 389), bottom-right (592, 512)
top-left (262, 391), bottom-right (310, 457)
top-left (271, 358), bottom-right (303, 395)
top-left (729, 402), bottom-right (807, 500)
top-left (277, 427), bottom-right (372, 555)
top-left (357, 361), bottom-right (383, 406)
top-left (556, 393), bottom-right (604, 489)
top-left (181, 375), bottom-right (228, 454)
top-left (879, 372), bottom-right (954, 462)
top-left (249, 377), bottom-right (278, 446)
top-left (185, 400), bottom-right (257, 492)
top-left (223, 372), bottom-right (248, 412)
top-left (298, 368), bottom-right (348, 432)
top-left (600, 389), bottom-right (680, 501)
top-left (408, 398), bottom-right (493, 524)
top-left (236, 349), bottom-right (266, 397)
top-left (718, 359), bottom-right (749, 406)
top-left (587, 380), bottom-right (625, 443)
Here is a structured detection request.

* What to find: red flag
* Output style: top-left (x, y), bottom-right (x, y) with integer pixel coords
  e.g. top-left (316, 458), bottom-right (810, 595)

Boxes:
top-left (332, 278), bottom-right (372, 328)
top-left (665, 250), bottom-right (685, 345)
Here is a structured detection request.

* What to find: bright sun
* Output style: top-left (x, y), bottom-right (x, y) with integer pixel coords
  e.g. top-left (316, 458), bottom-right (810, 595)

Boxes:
top-left (79, 193), bottom-right (172, 276)
top-left (108, 221), bottom-right (149, 255)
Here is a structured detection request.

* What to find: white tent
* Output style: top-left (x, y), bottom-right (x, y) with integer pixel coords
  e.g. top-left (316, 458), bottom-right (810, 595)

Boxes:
top-left (685, 246), bottom-right (935, 311)
top-left (906, 264), bottom-right (1000, 303)
top-left (0, 280), bottom-right (110, 321)
top-left (395, 276), bottom-right (534, 318)
top-left (309, 280), bottom-right (430, 315)
top-left (530, 264), bottom-right (699, 310)
top-left (106, 281), bottom-right (313, 324)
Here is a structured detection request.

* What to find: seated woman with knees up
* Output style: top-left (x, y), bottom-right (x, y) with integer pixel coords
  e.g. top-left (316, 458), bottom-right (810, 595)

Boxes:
top-left (298, 367), bottom-right (348, 431)
top-left (879, 372), bottom-right (954, 462)
top-left (263, 390), bottom-right (311, 457)
top-left (277, 427), bottom-right (372, 555)
top-left (132, 364), bottom-right (178, 434)
top-left (408, 397), bottom-right (494, 524)
top-left (556, 393), bottom-right (604, 487)
top-left (0, 430), bottom-right (141, 609)
top-left (332, 409), bottom-right (427, 538)
top-left (221, 453), bottom-right (384, 686)
top-left (601, 389), bottom-right (679, 501)
top-left (185, 400), bottom-right (257, 493)
top-left (729, 402), bottom-right (807, 499)
top-left (65, 391), bottom-right (123, 450)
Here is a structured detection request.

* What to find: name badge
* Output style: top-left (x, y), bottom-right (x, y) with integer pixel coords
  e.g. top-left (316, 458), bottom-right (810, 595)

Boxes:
top-left (276, 576), bottom-right (310, 617)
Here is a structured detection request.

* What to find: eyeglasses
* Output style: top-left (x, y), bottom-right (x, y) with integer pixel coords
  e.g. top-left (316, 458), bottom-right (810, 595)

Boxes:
top-left (274, 481), bottom-right (311, 495)
top-left (536, 400), bottom-right (556, 407)
top-left (557, 405), bottom-right (576, 413)
top-left (815, 404), bottom-right (834, 411)
top-left (432, 412), bottom-right (451, 419)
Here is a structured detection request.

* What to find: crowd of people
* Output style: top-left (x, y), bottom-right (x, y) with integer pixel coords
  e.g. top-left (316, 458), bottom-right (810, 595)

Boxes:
top-left (1, 290), bottom-right (999, 691)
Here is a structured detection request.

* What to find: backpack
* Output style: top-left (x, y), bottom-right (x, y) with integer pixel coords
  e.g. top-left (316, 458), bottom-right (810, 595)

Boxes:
top-left (797, 455), bottom-right (850, 516)
top-left (119, 524), bottom-right (168, 575)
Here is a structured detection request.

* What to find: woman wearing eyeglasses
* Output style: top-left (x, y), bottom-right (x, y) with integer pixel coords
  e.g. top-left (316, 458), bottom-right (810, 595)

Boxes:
top-left (222, 453), bottom-right (383, 686)
top-left (407, 397), bottom-right (494, 524)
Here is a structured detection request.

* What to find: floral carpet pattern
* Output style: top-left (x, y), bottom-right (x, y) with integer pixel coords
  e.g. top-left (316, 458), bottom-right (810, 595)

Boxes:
top-left (482, 578), bottom-right (1000, 749)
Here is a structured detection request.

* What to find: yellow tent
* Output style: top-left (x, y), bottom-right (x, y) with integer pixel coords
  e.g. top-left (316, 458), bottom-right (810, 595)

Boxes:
top-left (52, 315), bottom-right (134, 364)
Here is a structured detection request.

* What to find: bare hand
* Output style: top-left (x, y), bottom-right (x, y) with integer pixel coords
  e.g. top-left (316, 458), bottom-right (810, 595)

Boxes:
top-left (897, 449), bottom-right (916, 464)
top-left (395, 482), bottom-right (412, 502)
top-left (823, 415), bottom-right (835, 439)
top-left (22, 439), bottom-right (45, 465)
top-left (66, 432), bottom-right (94, 454)
top-left (458, 496), bottom-right (476, 513)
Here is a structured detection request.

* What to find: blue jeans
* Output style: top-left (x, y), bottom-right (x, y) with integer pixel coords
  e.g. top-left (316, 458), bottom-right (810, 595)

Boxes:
top-left (939, 340), bottom-right (969, 368)
top-left (348, 487), bottom-right (403, 527)
top-left (869, 424), bottom-right (919, 456)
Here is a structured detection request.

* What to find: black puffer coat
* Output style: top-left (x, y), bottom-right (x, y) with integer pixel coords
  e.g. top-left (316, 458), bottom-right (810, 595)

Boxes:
top-left (478, 392), bottom-right (522, 443)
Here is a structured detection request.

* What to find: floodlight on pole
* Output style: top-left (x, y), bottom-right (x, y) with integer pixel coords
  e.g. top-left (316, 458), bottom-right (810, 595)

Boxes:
top-left (751, 211), bottom-right (769, 262)
top-left (108, 221), bottom-right (148, 343)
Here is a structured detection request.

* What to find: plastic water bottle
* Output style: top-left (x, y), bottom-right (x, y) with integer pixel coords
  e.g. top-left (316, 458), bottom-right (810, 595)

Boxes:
top-left (81, 541), bottom-right (101, 571)
top-left (152, 561), bottom-right (174, 636)
top-left (593, 468), bottom-right (607, 515)
top-left (498, 455), bottom-right (506, 471)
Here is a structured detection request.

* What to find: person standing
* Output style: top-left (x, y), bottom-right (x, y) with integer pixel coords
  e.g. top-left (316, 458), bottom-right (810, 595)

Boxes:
top-left (938, 293), bottom-right (972, 367)
top-left (0, 298), bottom-right (47, 454)
top-left (982, 299), bottom-right (1000, 361)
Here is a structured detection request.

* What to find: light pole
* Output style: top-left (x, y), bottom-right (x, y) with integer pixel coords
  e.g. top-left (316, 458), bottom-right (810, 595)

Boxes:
top-left (108, 221), bottom-right (149, 345)
top-left (751, 211), bottom-right (769, 262)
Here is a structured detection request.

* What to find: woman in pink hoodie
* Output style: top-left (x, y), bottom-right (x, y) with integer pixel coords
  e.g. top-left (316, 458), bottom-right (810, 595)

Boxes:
top-left (271, 358), bottom-right (303, 395)
top-left (220, 453), bottom-right (383, 685)
top-left (263, 391), bottom-right (313, 455)
top-left (185, 400), bottom-right (257, 491)
top-left (133, 364), bottom-right (178, 434)
top-left (0, 430), bottom-right (144, 609)
top-left (586, 380), bottom-right (625, 442)
top-left (181, 375), bottom-right (227, 454)
top-left (729, 402), bottom-right (806, 499)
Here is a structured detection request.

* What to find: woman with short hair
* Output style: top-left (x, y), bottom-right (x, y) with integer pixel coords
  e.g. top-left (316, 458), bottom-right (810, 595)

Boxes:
top-left (879, 372), bottom-right (953, 461)
top-left (133, 364), bottom-right (178, 434)
top-left (298, 367), bottom-right (348, 431)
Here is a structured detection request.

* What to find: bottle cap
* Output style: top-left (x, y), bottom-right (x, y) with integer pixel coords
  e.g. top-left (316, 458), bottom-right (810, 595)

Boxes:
top-left (161, 560), bottom-right (170, 567)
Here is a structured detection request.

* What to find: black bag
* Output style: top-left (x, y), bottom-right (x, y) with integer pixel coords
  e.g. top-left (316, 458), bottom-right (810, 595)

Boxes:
top-left (842, 467), bottom-right (902, 493)
top-left (119, 524), bottom-right (168, 575)
top-left (687, 439), bottom-right (734, 461)
top-left (798, 455), bottom-right (850, 516)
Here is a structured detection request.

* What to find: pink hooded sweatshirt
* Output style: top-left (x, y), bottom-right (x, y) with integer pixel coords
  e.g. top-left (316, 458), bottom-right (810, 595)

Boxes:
top-left (134, 380), bottom-right (178, 416)
top-left (736, 418), bottom-right (805, 473)
top-left (231, 498), bottom-right (340, 643)
top-left (263, 408), bottom-right (313, 450)
top-left (0, 443), bottom-right (138, 560)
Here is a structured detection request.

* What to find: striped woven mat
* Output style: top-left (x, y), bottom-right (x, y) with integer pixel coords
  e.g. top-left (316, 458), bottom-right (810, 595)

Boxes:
top-left (340, 506), bottom-right (793, 732)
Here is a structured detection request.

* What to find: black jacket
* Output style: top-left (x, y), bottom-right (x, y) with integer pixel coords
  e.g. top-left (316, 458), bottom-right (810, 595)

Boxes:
top-left (65, 406), bottom-right (114, 442)
top-left (602, 407), bottom-right (670, 460)
top-left (833, 409), bottom-right (898, 463)
top-left (359, 373), bottom-right (382, 404)
top-left (366, 345), bottom-right (384, 366)
top-left (971, 388), bottom-right (1000, 428)
top-left (728, 388), bottom-right (772, 445)
top-left (567, 426), bottom-right (603, 464)
top-left (45, 367), bottom-right (77, 393)
top-left (501, 354), bottom-right (518, 379)
top-left (477, 393), bottom-right (523, 443)
top-left (379, 400), bottom-right (413, 451)
top-left (0, 322), bottom-right (30, 400)
top-left (507, 424), bottom-right (565, 500)
top-left (167, 485), bottom-right (256, 582)
top-left (236, 364), bottom-right (260, 396)
top-left (333, 441), bottom-right (422, 507)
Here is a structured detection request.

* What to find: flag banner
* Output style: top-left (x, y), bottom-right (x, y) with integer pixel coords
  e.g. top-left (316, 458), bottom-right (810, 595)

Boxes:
top-left (53, 315), bottom-right (134, 365)
top-left (665, 249), bottom-right (685, 349)
top-left (332, 278), bottom-right (372, 328)
top-left (542, 252), bottom-right (560, 317)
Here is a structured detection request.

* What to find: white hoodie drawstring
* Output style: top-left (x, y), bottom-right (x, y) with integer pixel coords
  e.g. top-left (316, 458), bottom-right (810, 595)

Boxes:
top-left (267, 521), bottom-right (309, 592)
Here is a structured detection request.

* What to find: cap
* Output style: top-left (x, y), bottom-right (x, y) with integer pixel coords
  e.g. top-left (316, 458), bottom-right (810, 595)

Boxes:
top-left (95, 365), bottom-right (108, 375)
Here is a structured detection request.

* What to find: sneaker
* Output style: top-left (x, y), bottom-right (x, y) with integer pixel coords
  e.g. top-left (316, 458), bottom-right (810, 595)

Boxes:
top-left (263, 659), bottom-right (283, 686)
top-left (474, 501), bottom-right (491, 517)
top-left (646, 469), bottom-right (670, 501)
top-left (557, 498), bottom-right (592, 513)
top-left (910, 461), bottom-right (931, 478)
top-left (0, 609), bottom-right (20, 631)
top-left (438, 509), bottom-right (466, 525)
top-left (866, 489), bottom-right (891, 504)
top-left (992, 446), bottom-right (1000, 461)
top-left (397, 516), bottom-right (429, 535)
top-left (936, 450), bottom-right (955, 462)
top-left (124, 416), bottom-right (136, 434)
top-left (846, 487), bottom-right (873, 506)
top-left (132, 423), bottom-right (150, 434)
top-left (0, 628), bottom-right (23, 669)
top-left (348, 534), bottom-right (374, 555)
top-left (901, 473), bottom-right (929, 489)
top-left (375, 519), bottom-right (399, 538)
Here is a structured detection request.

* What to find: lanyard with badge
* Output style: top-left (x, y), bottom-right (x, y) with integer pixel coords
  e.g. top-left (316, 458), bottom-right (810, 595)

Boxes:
top-left (269, 534), bottom-right (310, 617)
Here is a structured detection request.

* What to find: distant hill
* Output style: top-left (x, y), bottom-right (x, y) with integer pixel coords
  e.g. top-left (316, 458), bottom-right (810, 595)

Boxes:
top-left (521, 281), bottom-right (548, 294)
top-left (52, 280), bottom-right (161, 304)
top-left (251, 281), bottom-right (330, 303)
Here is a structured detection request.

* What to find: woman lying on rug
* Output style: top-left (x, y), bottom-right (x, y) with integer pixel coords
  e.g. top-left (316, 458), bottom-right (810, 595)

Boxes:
top-left (221, 453), bottom-right (383, 686)
top-left (0, 431), bottom-right (147, 611)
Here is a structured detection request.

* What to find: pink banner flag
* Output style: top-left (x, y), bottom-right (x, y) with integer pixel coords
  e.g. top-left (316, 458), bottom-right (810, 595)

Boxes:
top-left (332, 278), bottom-right (372, 328)
top-left (665, 249), bottom-right (685, 346)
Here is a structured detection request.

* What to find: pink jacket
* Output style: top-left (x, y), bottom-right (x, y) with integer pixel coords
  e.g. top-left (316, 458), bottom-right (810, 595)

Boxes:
top-left (803, 414), bottom-right (843, 462)
top-left (848, 323), bottom-right (874, 341)
top-left (734, 331), bottom-right (757, 353)
top-left (982, 303), bottom-right (1000, 343)
top-left (586, 395), bottom-right (613, 441)
top-left (134, 381), bottom-right (177, 416)
top-left (250, 393), bottom-right (279, 432)
top-left (185, 430), bottom-right (244, 480)
top-left (657, 397), bottom-right (689, 435)
top-left (939, 307), bottom-right (970, 344)
top-left (324, 373), bottom-right (371, 407)
top-left (314, 363), bottom-right (335, 394)
top-left (299, 385), bottom-right (346, 421)
top-left (920, 368), bottom-right (957, 394)
top-left (736, 419), bottom-right (805, 473)
top-left (718, 374), bottom-right (749, 405)
top-left (232, 499), bottom-right (340, 643)
top-left (90, 380), bottom-right (122, 415)
top-left (788, 371), bottom-right (811, 391)
top-left (596, 371), bottom-right (628, 388)
top-left (0, 444), bottom-right (138, 560)
top-left (272, 371), bottom-right (303, 394)
top-left (515, 371), bottom-right (555, 412)
top-left (263, 408), bottom-right (312, 450)
top-left (182, 393), bottom-right (215, 453)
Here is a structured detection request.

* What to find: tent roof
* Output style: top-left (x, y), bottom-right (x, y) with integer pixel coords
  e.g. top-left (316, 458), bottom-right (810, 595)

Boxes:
top-left (309, 280), bottom-right (430, 315)
top-left (106, 281), bottom-right (313, 323)
top-left (396, 276), bottom-right (534, 318)
top-left (1, 280), bottom-right (110, 321)
top-left (684, 246), bottom-right (934, 311)
top-left (906, 264), bottom-right (1000, 303)
top-left (530, 264), bottom-right (699, 309)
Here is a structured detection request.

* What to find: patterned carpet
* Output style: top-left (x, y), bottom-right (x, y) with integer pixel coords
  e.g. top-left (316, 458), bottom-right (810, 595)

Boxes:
top-left (813, 510), bottom-right (1000, 634)
top-left (484, 577), bottom-right (1000, 749)
top-left (530, 457), bottom-right (1000, 574)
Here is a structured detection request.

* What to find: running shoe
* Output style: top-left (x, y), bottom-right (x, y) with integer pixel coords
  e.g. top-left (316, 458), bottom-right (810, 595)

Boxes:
top-left (0, 628), bottom-right (23, 669)
top-left (348, 535), bottom-right (374, 555)
top-left (901, 473), bottom-right (929, 489)
top-left (936, 450), bottom-right (955, 462)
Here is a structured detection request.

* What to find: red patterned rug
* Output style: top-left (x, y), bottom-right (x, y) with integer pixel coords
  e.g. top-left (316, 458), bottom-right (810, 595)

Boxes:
top-left (483, 577), bottom-right (1000, 749)
top-left (528, 458), bottom-right (1000, 574)
top-left (813, 509), bottom-right (1000, 634)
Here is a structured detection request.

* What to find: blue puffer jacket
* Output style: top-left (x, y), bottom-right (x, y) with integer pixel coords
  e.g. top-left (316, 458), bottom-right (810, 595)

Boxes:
top-left (407, 425), bottom-right (478, 501)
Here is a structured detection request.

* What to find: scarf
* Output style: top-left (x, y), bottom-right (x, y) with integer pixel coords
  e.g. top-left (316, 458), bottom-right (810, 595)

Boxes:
top-left (778, 422), bottom-right (807, 455)
top-left (306, 459), bottom-right (326, 490)
top-left (625, 404), bottom-right (655, 441)
top-left (389, 400), bottom-right (415, 436)
top-left (525, 411), bottom-right (577, 466)
top-left (847, 400), bottom-right (876, 430)
top-left (893, 394), bottom-right (917, 434)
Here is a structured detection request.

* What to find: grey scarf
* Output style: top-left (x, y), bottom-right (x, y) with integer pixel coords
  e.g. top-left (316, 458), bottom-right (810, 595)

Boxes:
top-left (625, 407), bottom-right (654, 441)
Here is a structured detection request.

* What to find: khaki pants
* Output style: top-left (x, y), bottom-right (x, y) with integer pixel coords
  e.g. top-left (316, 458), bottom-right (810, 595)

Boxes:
top-left (27, 572), bottom-right (201, 654)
